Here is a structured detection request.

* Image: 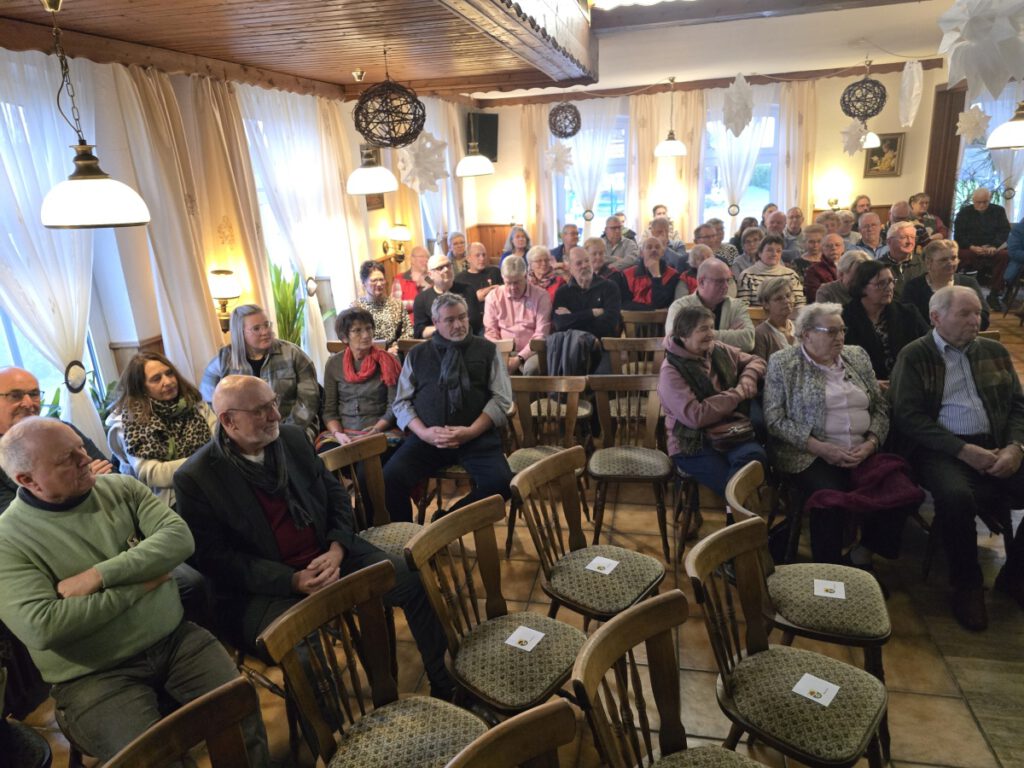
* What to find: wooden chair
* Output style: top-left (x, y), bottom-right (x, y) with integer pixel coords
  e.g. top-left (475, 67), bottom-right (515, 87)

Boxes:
top-left (320, 434), bottom-right (421, 559)
top-left (492, 337), bottom-right (516, 354)
top-left (726, 460), bottom-right (892, 760)
top-left (258, 560), bottom-right (487, 767)
top-left (444, 699), bottom-right (576, 768)
top-left (586, 375), bottom-right (674, 560)
top-left (529, 338), bottom-right (548, 374)
top-left (511, 446), bottom-right (664, 626)
top-left (747, 305), bottom-right (766, 323)
top-left (602, 336), bottom-right (666, 375)
top-left (685, 517), bottom-right (887, 768)
top-left (404, 495), bottom-right (586, 716)
top-left (571, 590), bottom-right (763, 768)
top-left (104, 678), bottom-right (259, 768)
top-left (621, 309), bottom-right (668, 338)
top-left (396, 337), bottom-right (425, 359)
top-left (326, 340), bottom-right (387, 354)
top-left (505, 376), bottom-right (589, 557)
top-left (977, 329), bottom-right (1001, 340)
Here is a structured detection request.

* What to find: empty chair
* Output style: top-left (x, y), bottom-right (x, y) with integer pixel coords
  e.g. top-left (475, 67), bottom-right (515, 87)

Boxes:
top-left (572, 590), bottom-right (762, 768)
top-left (621, 308), bottom-right (669, 338)
top-left (602, 336), bottom-right (666, 375)
top-left (685, 517), bottom-right (887, 768)
top-left (258, 560), bottom-right (486, 767)
top-left (405, 495), bottom-right (586, 715)
top-left (444, 699), bottom-right (577, 768)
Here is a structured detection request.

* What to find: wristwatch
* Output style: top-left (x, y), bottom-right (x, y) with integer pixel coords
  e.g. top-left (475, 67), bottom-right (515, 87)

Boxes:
top-left (1013, 441), bottom-right (1024, 457)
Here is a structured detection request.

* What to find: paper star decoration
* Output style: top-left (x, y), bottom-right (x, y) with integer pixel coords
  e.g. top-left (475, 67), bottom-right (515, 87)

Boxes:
top-left (545, 142), bottom-right (573, 174)
top-left (397, 131), bottom-right (449, 193)
top-left (723, 73), bottom-right (754, 137)
top-left (939, 0), bottom-right (1024, 98)
top-left (957, 105), bottom-right (992, 143)
top-left (841, 120), bottom-right (868, 156)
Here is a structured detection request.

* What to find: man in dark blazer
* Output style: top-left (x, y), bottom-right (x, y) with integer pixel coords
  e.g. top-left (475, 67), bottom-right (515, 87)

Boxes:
top-left (174, 375), bottom-right (452, 697)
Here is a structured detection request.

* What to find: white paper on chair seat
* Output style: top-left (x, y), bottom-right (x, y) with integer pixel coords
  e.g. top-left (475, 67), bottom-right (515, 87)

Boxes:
top-left (586, 556), bottom-right (620, 574)
top-left (813, 579), bottom-right (846, 599)
top-left (505, 625), bottom-right (544, 652)
top-left (793, 673), bottom-right (839, 706)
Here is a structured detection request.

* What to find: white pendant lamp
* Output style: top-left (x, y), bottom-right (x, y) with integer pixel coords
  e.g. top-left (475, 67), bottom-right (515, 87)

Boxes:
top-left (456, 114), bottom-right (495, 177)
top-left (346, 147), bottom-right (399, 195)
top-left (987, 101), bottom-right (1024, 150)
top-left (654, 76), bottom-right (688, 158)
top-left (861, 131), bottom-right (881, 149)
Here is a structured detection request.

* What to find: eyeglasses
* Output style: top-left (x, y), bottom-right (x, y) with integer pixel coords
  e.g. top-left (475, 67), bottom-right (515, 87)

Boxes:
top-left (811, 326), bottom-right (847, 337)
top-left (701, 277), bottom-right (730, 286)
top-left (227, 396), bottom-right (280, 420)
top-left (0, 389), bottom-right (42, 402)
top-left (868, 279), bottom-right (896, 289)
top-left (245, 322), bottom-right (273, 334)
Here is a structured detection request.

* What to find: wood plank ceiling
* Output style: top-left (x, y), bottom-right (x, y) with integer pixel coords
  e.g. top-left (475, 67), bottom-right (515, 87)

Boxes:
top-left (0, 0), bottom-right (596, 98)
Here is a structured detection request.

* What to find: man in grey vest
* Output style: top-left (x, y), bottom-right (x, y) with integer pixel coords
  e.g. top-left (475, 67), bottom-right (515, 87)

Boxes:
top-left (383, 293), bottom-right (513, 523)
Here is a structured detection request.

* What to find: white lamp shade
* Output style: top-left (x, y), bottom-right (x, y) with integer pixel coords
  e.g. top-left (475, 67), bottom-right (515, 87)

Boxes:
top-left (208, 270), bottom-right (242, 301)
top-left (861, 131), bottom-right (881, 149)
top-left (41, 177), bottom-right (151, 228)
top-left (389, 224), bottom-right (411, 241)
top-left (654, 137), bottom-right (688, 157)
top-left (987, 118), bottom-right (1024, 150)
top-left (346, 164), bottom-right (398, 195)
top-left (455, 152), bottom-right (494, 178)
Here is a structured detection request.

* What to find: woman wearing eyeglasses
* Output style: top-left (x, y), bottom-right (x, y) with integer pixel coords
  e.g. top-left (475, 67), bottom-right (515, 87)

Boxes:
top-left (352, 260), bottom-right (410, 354)
top-left (201, 304), bottom-right (320, 440)
top-left (764, 303), bottom-right (922, 567)
top-left (842, 261), bottom-right (929, 383)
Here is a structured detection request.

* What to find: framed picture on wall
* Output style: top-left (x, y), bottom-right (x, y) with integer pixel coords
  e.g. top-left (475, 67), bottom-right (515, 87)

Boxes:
top-left (365, 193), bottom-right (385, 211)
top-left (863, 133), bottom-right (905, 178)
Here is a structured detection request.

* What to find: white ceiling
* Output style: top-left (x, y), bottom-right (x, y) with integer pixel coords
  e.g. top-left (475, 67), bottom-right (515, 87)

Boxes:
top-left (472, 0), bottom-right (950, 99)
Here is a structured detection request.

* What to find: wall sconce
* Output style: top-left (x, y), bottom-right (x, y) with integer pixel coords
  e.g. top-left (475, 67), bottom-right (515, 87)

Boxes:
top-left (208, 269), bottom-right (241, 333)
top-left (382, 223), bottom-right (411, 262)
top-left (827, 198), bottom-right (840, 212)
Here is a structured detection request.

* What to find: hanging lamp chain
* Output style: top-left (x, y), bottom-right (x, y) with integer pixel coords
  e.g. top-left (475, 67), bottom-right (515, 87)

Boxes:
top-left (668, 75), bottom-right (676, 127)
top-left (50, 11), bottom-right (86, 144)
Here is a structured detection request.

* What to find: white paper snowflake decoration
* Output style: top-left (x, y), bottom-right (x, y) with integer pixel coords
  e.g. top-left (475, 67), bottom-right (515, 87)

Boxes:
top-left (545, 142), bottom-right (573, 174)
top-left (397, 131), bottom-right (449, 193)
top-left (957, 104), bottom-right (992, 143)
top-left (939, 0), bottom-right (1024, 99)
top-left (841, 120), bottom-right (868, 156)
top-left (723, 73), bottom-right (754, 137)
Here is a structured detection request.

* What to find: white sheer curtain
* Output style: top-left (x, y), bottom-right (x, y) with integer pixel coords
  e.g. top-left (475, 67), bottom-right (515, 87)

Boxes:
top-left (238, 83), bottom-right (335, 378)
top-left (971, 82), bottom-right (1024, 220)
top-left (777, 80), bottom-right (816, 213)
top-left (521, 103), bottom-right (556, 246)
top-left (418, 97), bottom-right (464, 245)
top-left (0, 48), bottom-right (106, 447)
top-left (566, 98), bottom-right (624, 237)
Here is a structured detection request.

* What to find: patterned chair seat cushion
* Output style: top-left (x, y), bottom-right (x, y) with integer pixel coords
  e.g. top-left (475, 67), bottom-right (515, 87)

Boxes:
top-left (438, 464), bottom-right (469, 477)
top-left (528, 398), bottom-right (592, 420)
top-left (656, 745), bottom-right (765, 767)
top-left (507, 445), bottom-right (561, 474)
top-left (358, 522), bottom-right (423, 559)
top-left (328, 695), bottom-right (486, 768)
top-left (767, 563), bottom-right (891, 640)
top-left (548, 544), bottom-right (664, 616)
top-left (589, 446), bottom-right (673, 479)
top-left (453, 611), bottom-right (586, 710)
top-left (726, 645), bottom-right (886, 764)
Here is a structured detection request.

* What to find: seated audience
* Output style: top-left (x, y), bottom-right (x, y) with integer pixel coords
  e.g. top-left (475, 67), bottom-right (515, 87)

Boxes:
top-left (321, 308), bottom-right (401, 448)
top-left (585, 235), bottom-right (616, 280)
top-left (352, 260), bottom-right (410, 352)
top-left (765, 304), bottom-right (917, 567)
top-left (888, 200), bottom-right (930, 249)
top-left (879, 221), bottom-right (926, 299)
top-left (484, 255), bottom-right (552, 375)
top-left (613, 236), bottom-right (681, 310)
top-left (1, 366), bottom-right (112, 512)
top-left (500, 225), bottom-right (531, 263)
top-left (550, 223), bottom-right (579, 263)
top-left (843, 261), bottom-right (929, 383)
top-left (527, 244), bottom-right (567, 301)
top-left (413, 254), bottom-right (481, 338)
top-left (454, 241), bottom-right (503, 306)
top-left (815, 250), bottom-right (870, 306)
top-left (603, 215), bottom-right (639, 270)
top-left (753, 277), bottom-right (797, 361)
top-left (553, 246), bottom-right (622, 338)
top-left (615, 211), bottom-right (638, 241)
top-left (737, 234), bottom-right (807, 308)
top-left (641, 204), bottom-right (682, 246)
top-left (783, 207), bottom-right (806, 256)
top-left (765, 209), bottom-right (788, 239)
top-left (706, 217), bottom-right (740, 265)
top-left (649, 216), bottom-right (687, 271)
top-left (658, 305), bottom-right (767, 498)
top-left (851, 194), bottom-right (872, 229)
top-left (890, 286), bottom-right (1024, 630)
top-left (0, 418), bottom-right (269, 763)
top-left (792, 223), bottom-right (825, 278)
top-left (954, 188), bottom-right (1011, 309)
top-left (815, 210), bottom-right (840, 235)
top-left (853, 212), bottom-right (885, 258)
top-left (732, 226), bottom-right (764, 282)
top-left (910, 192), bottom-right (948, 240)
top-left (174, 376), bottom-right (454, 698)
top-left (680, 243), bottom-right (713, 294)
top-left (804, 232), bottom-right (843, 302)
top-left (392, 245), bottom-right (431, 322)
top-left (382, 293), bottom-right (513, 523)
top-left (903, 240), bottom-right (989, 331)
top-left (448, 231), bottom-right (469, 273)
top-left (729, 217), bottom-right (759, 250)
top-left (837, 210), bottom-right (861, 245)
top-left (107, 353), bottom-right (215, 507)
top-left (760, 203), bottom-right (779, 228)
top-left (667, 259), bottom-right (754, 352)
top-left (201, 304), bottom-right (319, 439)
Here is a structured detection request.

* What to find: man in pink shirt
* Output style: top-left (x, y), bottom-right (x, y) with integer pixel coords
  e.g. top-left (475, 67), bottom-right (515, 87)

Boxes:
top-left (483, 254), bottom-right (552, 375)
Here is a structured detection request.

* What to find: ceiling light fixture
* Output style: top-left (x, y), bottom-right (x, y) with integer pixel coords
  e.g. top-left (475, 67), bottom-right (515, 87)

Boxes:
top-left (346, 146), bottom-right (398, 195)
top-left (654, 76), bottom-right (687, 158)
top-left (39, 0), bottom-right (150, 229)
top-left (456, 114), bottom-right (495, 178)
top-left (987, 101), bottom-right (1024, 149)
top-left (861, 131), bottom-right (881, 149)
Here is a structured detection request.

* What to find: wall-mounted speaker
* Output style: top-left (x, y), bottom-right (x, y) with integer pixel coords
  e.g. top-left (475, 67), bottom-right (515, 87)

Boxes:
top-left (468, 113), bottom-right (499, 162)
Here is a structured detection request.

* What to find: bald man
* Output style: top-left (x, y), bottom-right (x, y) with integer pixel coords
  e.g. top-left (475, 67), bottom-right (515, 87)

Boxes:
top-left (954, 187), bottom-right (1011, 309)
top-left (0, 418), bottom-right (268, 762)
top-left (174, 375), bottom-right (454, 698)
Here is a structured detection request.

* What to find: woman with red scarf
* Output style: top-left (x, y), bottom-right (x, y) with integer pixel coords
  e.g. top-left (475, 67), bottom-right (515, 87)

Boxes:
top-left (318, 307), bottom-right (403, 453)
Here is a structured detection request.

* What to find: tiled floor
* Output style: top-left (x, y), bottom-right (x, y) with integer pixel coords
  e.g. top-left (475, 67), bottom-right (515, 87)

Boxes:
top-left (22, 313), bottom-right (1024, 767)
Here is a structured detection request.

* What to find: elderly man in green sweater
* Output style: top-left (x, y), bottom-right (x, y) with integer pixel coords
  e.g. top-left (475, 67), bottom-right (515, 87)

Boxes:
top-left (0, 417), bottom-right (268, 763)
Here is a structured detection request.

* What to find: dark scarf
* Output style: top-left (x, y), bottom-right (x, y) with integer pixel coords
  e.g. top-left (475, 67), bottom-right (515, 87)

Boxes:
top-left (213, 426), bottom-right (313, 529)
top-left (665, 343), bottom-right (744, 455)
top-left (430, 333), bottom-right (473, 415)
top-left (122, 397), bottom-right (211, 461)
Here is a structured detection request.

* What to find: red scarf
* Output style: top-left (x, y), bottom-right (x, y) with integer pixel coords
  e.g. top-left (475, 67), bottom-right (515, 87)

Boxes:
top-left (342, 347), bottom-right (401, 387)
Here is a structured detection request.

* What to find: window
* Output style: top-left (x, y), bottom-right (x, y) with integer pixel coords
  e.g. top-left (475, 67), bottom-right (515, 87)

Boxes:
top-left (955, 103), bottom-right (1009, 214)
top-left (700, 108), bottom-right (779, 224)
top-left (556, 114), bottom-right (629, 227)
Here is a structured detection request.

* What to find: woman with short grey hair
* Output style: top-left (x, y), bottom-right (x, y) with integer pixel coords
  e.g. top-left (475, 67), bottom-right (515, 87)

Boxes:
top-left (815, 250), bottom-right (869, 305)
top-left (753, 276), bottom-right (797, 361)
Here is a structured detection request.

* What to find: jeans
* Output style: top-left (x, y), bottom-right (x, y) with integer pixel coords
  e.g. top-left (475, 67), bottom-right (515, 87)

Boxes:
top-left (673, 441), bottom-right (767, 499)
top-left (51, 622), bottom-right (269, 764)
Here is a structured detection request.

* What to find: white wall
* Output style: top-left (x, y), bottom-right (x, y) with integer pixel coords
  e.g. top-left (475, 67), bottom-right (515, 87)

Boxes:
top-left (464, 105), bottom-right (527, 225)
